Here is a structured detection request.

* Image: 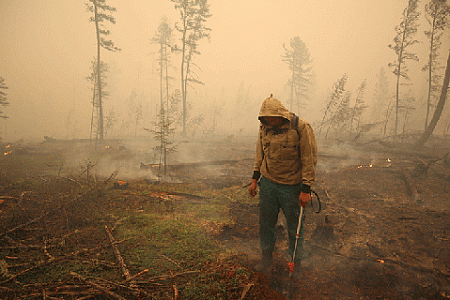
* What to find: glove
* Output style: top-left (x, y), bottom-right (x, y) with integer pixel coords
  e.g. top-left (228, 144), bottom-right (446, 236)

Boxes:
top-left (299, 191), bottom-right (311, 207)
top-left (248, 179), bottom-right (258, 198)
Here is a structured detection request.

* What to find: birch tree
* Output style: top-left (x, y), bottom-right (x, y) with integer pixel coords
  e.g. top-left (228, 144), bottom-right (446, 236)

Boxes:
top-left (388, 0), bottom-right (420, 136)
top-left (86, 0), bottom-right (120, 141)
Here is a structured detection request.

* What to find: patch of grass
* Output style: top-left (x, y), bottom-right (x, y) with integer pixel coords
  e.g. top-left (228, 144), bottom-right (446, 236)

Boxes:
top-left (117, 212), bottom-right (220, 275)
top-left (178, 196), bottom-right (232, 224)
top-left (0, 153), bottom-right (264, 299)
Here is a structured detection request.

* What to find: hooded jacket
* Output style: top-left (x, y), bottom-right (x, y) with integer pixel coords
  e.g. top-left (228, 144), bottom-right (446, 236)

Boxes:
top-left (253, 96), bottom-right (316, 190)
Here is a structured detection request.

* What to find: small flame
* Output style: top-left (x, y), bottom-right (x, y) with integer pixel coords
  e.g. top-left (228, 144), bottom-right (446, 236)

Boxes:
top-left (105, 146), bottom-right (110, 149)
top-left (5, 144), bottom-right (11, 148)
top-left (357, 165), bottom-right (362, 169)
top-left (369, 164), bottom-right (373, 168)
top-left (4, 150), bottom-right (13, 156)
top-left (387, 158), bottom-right (391, 162)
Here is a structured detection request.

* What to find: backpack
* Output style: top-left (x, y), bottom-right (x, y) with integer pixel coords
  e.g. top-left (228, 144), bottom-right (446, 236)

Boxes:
top-left (291, 114), bottom-right (318, 166)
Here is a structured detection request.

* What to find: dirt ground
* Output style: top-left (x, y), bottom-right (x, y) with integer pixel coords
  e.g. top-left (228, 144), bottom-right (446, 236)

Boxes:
top-left (194, 138), bottom-right (449, 300)
top-left (1, 137), bottom-right (450, 299)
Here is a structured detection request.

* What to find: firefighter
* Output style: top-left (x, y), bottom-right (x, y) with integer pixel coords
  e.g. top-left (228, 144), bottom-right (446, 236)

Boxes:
top-left (249, 94), bottom-right (317, 278)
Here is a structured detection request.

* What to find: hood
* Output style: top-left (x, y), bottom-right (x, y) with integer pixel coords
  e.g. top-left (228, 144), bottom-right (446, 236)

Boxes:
top-left (258, 96), bottom-right (292, 122)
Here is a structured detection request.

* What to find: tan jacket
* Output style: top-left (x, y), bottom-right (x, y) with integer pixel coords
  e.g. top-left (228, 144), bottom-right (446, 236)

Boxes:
top-left (253, 96), bottom-right (317, 186)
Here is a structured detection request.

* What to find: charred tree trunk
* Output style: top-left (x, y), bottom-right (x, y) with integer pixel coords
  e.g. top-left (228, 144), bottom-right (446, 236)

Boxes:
top-left (416, 49), bottom-right (450, 148)
top-left (94, 1), bottom-right (104, 140)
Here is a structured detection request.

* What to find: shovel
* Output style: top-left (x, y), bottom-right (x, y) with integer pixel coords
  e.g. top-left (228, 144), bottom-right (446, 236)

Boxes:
top-left (288, 206), bottom-right (303, 278)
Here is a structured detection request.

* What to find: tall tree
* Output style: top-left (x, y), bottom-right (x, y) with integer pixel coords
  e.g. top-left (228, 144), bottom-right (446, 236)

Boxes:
top-left (370, 67), bottom-right (389, 124)
top-left (0, 77), bottom-right (8, 119)
top-left (326, 91), bottom-right (351, 140)
top-left (388, 0), bottom-right (420, 136)
top-left (349, 80), bottom-right (368, 139)
top-left (87, 59), bottom-right (110, 142)
top-left (318, 74), bottom-right (347, 137)
top-left (86, 0), bottom-right (120, 141)
top-left (416, 48), bottom-right (450, 147)
top-left (423, 0), bottom-right (450, 130)
top-left (282, 36), bottom-right (312, 114)
top-left (400, 90), bottom-right (416, 138)
top-left (147, 90), bottom-right (180, 178)
top-left (152, 18), bottom-right (174, 131)
top-left (104, 107), bottom-right (117, 139)
top-left (172, 0), bottom-right (212, 135)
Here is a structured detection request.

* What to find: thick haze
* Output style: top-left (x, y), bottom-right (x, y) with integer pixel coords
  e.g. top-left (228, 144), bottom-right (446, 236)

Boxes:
top-left (0, 0), bottom-right (447, 141)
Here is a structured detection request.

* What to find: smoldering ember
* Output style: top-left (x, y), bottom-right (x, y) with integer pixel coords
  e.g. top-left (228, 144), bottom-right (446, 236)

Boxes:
top-left (1, 0), bottom-right (450, 299)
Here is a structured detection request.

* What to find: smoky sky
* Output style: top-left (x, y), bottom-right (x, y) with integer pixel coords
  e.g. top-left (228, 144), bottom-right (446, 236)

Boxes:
top-left (0, 0), bottom-right (447, 141)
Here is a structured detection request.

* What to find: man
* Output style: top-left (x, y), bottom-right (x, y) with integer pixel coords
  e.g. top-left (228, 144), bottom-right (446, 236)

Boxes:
top-left (249, 94), bottom-right (317, 277)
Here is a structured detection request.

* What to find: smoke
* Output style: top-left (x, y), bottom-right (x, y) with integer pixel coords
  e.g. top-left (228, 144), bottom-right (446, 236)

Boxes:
top-left (59, 140), bottom-right (158, 181)
top-left (316, 142), bottom-right (382, 173)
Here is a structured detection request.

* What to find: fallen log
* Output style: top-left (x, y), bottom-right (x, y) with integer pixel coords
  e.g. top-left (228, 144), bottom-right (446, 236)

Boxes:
top-left (104, 225), bottom-right (139, 291)
top-left (70, 272), bottom-right (126, 300)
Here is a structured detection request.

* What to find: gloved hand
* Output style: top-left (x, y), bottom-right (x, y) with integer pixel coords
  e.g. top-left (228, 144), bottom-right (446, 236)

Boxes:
top-left (299, 191), bottom-right (311, 207)
top-left (248, 179), bottom-right (258, 198)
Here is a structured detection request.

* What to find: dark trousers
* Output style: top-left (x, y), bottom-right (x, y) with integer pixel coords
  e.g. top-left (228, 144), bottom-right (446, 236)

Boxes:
top-left (259, 176), bottom-right (304, 260)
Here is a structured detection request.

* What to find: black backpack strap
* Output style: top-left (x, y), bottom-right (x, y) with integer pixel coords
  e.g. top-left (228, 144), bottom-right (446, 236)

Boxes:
top-left (291, 114), bottom-right (300, 135)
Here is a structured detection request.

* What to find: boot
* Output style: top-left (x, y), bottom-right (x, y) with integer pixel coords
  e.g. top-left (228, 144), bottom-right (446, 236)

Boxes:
top-left (255, 249), bottom-right (273, 274)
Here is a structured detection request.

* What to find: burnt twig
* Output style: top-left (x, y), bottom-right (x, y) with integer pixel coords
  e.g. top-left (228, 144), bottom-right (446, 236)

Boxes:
top-left (0, 213), bottom-right (47, 239)
top-left (70, 272), bottom-right (126, 300)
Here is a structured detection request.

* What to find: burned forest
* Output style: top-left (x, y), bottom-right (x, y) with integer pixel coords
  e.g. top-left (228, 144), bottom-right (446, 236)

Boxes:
top-left (2, 0), bottom-right (450, 299)
top-left (1, 135), bottom-right (450, 299)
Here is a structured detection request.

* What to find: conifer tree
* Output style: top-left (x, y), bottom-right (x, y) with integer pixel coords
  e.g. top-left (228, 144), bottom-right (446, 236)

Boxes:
top-left (282, 36), bottom-right (312, 114)
top-left (371, 68), bottom-right (390, 124)
top-left (172, 0), bottom-right (212, 135)
top-left (416, 48), bottom-right (450, 147)
top-left (86, 0), bottom-right (120, 141)
top-left (388, 0), bottom-right (420, 136)
top-left (349, 80), bottom-right (368, 139)
top-left (423, 0), bottom-right (450, 130)
top-left (153, 18), bottom-right (174, 130)
top-left (318, 74), bottom-right (347, 137)
top-left (0, 77), bottom-right (8, 119)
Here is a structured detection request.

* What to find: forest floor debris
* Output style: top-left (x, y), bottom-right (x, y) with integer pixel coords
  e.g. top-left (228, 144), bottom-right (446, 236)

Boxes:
top-left (0, 138), bottom-right (450, 299)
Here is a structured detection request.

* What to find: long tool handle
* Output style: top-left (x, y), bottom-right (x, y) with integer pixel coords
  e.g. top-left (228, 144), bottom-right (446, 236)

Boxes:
top-left (289, 206), bottom-right (304, 277)
top-left (291, 206), bottom-right (303, 263)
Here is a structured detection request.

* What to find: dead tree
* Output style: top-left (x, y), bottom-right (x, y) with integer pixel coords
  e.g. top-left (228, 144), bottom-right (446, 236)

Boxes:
top-left (86, 0), bottom-right (120, 141)
top-left (416, 48), bottom-right (450, 147)
top-left (388, 0), bottom-right (420, 136)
